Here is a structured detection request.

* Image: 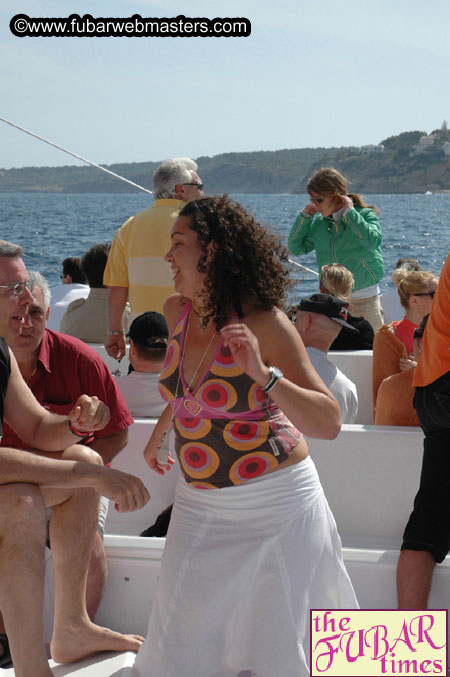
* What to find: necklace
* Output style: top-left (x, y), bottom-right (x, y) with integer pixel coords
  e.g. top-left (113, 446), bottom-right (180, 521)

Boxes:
top-left (157, 307), bottom-right (217, 464)
top-left (191, 304), bottom-right (209, 331)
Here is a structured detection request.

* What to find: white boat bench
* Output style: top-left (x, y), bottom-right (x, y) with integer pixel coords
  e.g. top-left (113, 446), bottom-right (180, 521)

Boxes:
top-left (328, 349), bottom-right (374, 424)
top-left (16, 420), bottom-right (450, 674)
top-left (86, 343), bottom-right (376, 425)
top-left (100, 420), bottom-right (450, 624)
top-left (102, 422), bottom-right (450, 619)
top-left (86, 342), bottom-right (131, 377)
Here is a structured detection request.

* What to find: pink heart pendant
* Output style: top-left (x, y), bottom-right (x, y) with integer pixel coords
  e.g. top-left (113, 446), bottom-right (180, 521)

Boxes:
top-left (185, 400), bottom-right (202, 416)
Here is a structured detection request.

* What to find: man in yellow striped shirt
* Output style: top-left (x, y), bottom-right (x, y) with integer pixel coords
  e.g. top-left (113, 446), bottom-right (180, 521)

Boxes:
top-left (104, 158), bottom-right (204, 359)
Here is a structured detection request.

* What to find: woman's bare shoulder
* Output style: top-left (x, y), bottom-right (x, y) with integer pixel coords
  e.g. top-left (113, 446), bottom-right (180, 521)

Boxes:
top-left (163, 294), bottom-right (186, 331)
top-left (244, 306), bottom-right (303, 355)
top-left (244, 305), bottom-right (293, 334)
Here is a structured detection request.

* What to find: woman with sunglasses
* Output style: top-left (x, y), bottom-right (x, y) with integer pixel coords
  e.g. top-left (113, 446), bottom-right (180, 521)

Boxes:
top-left (288, 167), bottom-right (384, 332)
top-left (372, 269), bottom-right (438, 417)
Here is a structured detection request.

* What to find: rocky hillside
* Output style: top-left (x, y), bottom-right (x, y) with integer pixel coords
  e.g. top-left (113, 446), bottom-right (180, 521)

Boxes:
top-left (1, 128), bottom-right (450, 194)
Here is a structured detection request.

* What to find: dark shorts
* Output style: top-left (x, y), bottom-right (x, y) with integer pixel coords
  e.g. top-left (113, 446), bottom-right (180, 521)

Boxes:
top-left (401, 370), bottom-right (450, 563)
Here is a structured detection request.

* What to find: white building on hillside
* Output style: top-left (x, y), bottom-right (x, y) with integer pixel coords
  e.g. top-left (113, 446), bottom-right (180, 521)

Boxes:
top-left (360, 144), bottom-right (384, 155)
top-left (414, 134), bottom-right (438, 153)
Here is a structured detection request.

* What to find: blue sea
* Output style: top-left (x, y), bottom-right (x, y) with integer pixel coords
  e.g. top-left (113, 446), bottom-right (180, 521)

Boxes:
top-left (1, 192), bottom-right (449, 302)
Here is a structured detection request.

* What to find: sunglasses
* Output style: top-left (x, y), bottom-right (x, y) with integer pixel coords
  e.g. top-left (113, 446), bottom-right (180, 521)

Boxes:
top-left (310, 196), bottom-right (325, 204)
top-left (413, 291), bottom-right (435, 299)
top-left (182, 183), bottom-right (203, 190)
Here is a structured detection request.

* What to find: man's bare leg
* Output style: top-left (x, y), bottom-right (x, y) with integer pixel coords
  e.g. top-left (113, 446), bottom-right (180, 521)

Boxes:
top-left (42, 445), bottom-right (143, 664)
top-left (0, 484), bottom-right (52, 677)
top-left (86, 532), bottom-right (108, 620)
top-left (397, 549), bottom-right (435, 609)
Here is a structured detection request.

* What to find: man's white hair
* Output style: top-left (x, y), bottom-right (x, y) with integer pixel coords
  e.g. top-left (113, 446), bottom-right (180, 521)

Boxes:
top-left (153, 158), bottom-right (198, 199)
top-left (28, 270), bottom-right (51, 309)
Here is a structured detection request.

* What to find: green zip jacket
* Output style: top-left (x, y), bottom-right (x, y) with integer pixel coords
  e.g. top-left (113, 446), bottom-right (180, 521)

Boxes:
top-left (288, 205), bottom-right (384, 292)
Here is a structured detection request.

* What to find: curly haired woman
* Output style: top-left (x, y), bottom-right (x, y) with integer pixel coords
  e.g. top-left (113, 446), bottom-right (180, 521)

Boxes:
top-left (132, 196), bottom-right (358, 676)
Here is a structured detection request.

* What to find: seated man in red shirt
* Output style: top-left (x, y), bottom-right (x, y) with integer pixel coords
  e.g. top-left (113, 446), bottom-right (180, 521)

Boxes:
top-left (1, 270), bottom-right (134, 622)
top-left (0, 239), bottom-right (149, 674)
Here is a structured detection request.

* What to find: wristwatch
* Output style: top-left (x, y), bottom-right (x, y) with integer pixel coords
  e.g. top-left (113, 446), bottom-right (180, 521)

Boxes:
top-left (107, 329), bottom-right (125, 336)
top-left (261, 366), bottom-right (283, 393)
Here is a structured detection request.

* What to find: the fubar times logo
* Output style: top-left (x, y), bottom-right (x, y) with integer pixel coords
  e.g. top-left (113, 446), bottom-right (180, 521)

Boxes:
top-left (310, 610), bottom-right (447, 676)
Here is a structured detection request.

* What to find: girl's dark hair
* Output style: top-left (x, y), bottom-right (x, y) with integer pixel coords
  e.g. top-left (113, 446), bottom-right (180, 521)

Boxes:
top-left (179, 195), bottom-right (291, 329)
top-left (62, 257), bottom-right (86, 284)
top-left (307, 167), bottom-right (379, 214)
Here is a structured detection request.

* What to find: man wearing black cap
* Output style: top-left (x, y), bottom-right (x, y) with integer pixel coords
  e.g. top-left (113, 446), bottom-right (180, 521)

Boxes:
top-left (114, 312), bottom-right (168, 418)
top-left (295, 293), bottom-right (358, 424)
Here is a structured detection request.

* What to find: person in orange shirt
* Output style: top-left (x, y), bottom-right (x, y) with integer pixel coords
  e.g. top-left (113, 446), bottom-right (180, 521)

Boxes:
top-left (397, 253), bottom-right (450, 609)
top-left (374, 315), bottom-right (428, 427)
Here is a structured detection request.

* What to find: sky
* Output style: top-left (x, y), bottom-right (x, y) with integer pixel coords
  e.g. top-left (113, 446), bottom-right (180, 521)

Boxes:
top-left (1, 0), bottom-right (450, 169)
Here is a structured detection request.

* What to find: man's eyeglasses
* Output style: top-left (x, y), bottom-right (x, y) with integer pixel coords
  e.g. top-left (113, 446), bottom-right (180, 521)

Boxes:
top-left (182, 183), bottom-right (203, 190)
top-left (413, 291), bottom-right (436, 299)
top-left (0, 281), bottom-right (31, 296)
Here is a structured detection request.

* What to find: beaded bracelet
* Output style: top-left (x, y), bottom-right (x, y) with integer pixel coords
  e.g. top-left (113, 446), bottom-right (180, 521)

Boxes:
top-left (68, 420), bottom-right (93, 439)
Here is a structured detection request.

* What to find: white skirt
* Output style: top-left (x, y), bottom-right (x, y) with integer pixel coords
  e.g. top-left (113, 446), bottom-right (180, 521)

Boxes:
top-left (132, 456), bottom-right (358, 677)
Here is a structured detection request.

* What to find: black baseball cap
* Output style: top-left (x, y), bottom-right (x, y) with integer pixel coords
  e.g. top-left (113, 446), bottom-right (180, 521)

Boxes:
top-left (298, 293), bottom-right (357, 331)
top-left (127, 312), bottom-right (169, 346)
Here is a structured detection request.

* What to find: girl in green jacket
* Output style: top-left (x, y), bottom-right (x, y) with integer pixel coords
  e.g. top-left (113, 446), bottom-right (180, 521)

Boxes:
top-left (288, 167), bottom-right (385, 332)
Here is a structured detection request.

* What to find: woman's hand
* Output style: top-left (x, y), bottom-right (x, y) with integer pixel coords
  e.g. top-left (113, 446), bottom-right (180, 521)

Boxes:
top-left (144, 436), bottom-right (176, 475)
top-left (303, 202), bottom-right (317, 216)
top-left (337, 194), bottom-right (354, 212)
top-left (220, 323), bottom-right (270, 387)
top-left (142, 404), bottom-right (177, 475)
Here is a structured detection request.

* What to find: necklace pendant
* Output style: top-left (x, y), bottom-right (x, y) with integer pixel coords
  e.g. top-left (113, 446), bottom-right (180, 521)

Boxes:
top-left (197, 316), bottom-right (208, 331)
top-left (185, 399), bottom-right (203, 417)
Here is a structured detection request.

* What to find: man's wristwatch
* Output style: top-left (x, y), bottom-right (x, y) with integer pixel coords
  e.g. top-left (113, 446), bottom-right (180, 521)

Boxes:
top-left (261, 366), bottom-right (283, 393)
top-left (107, 329), bottom-right (125, 336)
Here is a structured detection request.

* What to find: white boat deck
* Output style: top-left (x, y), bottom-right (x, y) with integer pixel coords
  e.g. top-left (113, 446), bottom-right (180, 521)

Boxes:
top-left (7, 349), bottom-right (449, 674)
top-left (2, 651), bottom-right (136, 676)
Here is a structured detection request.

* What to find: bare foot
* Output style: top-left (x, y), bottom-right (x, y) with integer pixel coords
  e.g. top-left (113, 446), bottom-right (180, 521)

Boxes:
top-left (50, 621), bottom-right (144, 664)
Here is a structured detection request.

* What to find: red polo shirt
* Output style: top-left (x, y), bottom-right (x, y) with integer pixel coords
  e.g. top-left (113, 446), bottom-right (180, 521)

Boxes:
top-left (1, 329), bottom-right (133, 450)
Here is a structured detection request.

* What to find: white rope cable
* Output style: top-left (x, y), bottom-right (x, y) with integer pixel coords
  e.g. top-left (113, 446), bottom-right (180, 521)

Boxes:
top-left (2, 116), bottom-right (321, 279)
top-left (288, 259), bottom-right (319, 276)
top-left (22, 253), bottom-right (61, 273)
top-left (0, 115), bottom-right (153, 195)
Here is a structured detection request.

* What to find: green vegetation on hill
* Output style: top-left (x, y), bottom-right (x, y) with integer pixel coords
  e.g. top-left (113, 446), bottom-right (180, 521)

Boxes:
top-left (1, 128), bottom-right (450, 193)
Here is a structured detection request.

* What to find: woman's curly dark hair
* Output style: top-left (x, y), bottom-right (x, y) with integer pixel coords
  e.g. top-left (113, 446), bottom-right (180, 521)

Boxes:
top-left (179, 195), bottom-right (292, 329)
